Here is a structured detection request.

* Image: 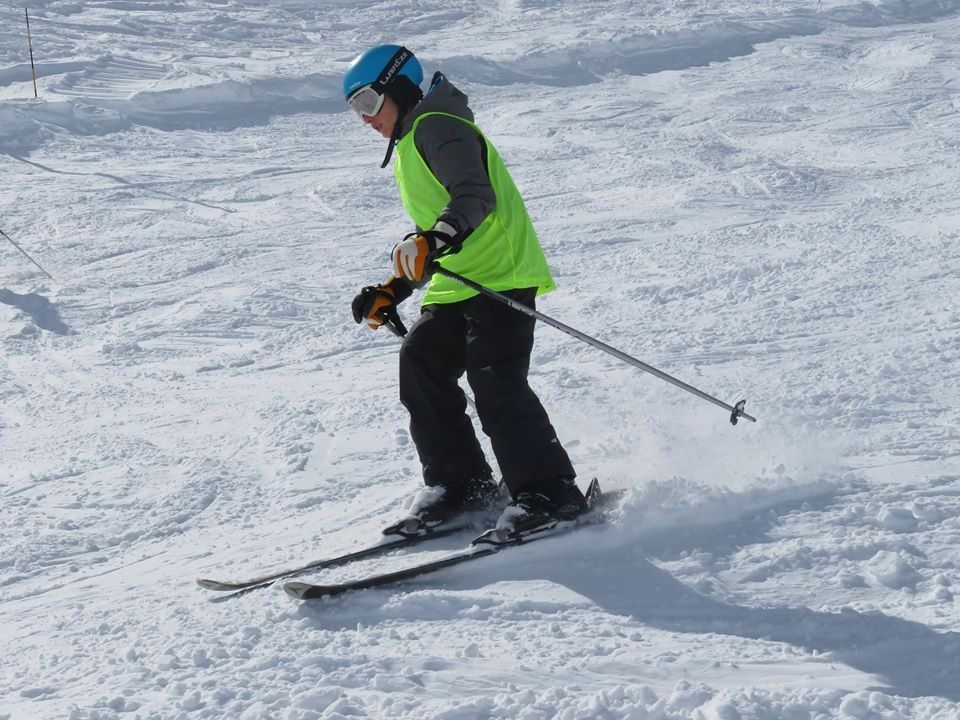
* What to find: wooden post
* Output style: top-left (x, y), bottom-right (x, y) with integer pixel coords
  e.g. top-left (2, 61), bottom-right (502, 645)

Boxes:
top-left (25, 8), bottom-right (38, 98)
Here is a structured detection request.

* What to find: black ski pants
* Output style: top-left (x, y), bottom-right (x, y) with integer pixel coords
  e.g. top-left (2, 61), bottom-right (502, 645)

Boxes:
top-left (398, 288), bottom-right (576, 499)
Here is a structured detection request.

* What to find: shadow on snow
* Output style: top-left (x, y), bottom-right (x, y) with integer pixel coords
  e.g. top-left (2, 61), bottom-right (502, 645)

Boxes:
top-left (297, 488), bottom-right (960, 701)
top-left (0, 288), bottom-right (70, 335)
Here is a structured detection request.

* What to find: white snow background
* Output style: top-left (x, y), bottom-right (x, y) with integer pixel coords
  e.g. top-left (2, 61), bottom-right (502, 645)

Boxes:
top-left (2, 0), bottom-right (960, 718)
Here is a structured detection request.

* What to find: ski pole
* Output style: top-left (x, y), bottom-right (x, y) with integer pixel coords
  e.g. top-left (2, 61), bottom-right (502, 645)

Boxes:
top-left (1, 228), bottom-right (55, 280)
top-left (432, 265), bottom-right (755, 426)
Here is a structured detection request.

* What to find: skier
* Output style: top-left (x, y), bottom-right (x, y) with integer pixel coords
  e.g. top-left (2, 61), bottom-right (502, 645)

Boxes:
top-left (345, 45), bottom-right (587, 539)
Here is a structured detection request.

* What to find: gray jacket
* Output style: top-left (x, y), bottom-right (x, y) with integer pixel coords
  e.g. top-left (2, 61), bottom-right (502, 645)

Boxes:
top-left (398, 74), bottom-right (496, 236)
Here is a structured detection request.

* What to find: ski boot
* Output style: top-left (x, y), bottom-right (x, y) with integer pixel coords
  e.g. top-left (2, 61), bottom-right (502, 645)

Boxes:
top-left (383, 476), bottom-right (504, 537)
top-left (475, 478), bottom-right (590, 545)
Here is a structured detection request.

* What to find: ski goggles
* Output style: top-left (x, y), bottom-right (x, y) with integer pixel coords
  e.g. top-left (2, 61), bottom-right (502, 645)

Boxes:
top-left (347, 85), bottom-right (385, 117)
top-left (346, 46), bottom-right (413, 118)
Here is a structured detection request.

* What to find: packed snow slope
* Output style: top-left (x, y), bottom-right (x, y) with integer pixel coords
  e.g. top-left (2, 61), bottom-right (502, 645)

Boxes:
top-left (2, 1), bottom-right (960, 718)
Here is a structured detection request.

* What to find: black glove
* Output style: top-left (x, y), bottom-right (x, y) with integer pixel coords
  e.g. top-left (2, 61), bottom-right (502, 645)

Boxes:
top-left (351, 276), bottom-right (413, 331)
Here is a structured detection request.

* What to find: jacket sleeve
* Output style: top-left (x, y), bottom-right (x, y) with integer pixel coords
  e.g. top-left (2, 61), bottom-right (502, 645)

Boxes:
top-left (414, 115), bottom-right (496, 238)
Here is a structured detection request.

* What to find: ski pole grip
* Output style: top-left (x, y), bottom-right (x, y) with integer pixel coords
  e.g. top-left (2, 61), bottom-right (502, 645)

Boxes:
top-left (379, 307), bottom-right (408, 337)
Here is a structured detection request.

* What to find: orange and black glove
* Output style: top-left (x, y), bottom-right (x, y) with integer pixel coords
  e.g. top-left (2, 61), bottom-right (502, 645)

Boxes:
top-left (351, 276), bottom-right (413, 331)
top-left (391, 220), bottom-right (460, 282)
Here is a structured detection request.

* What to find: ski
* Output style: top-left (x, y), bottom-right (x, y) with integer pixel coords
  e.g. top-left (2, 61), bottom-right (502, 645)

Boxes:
top-left (196, 522), bottom-right (474, 598)
top-left (285, 480), bottom-right (620, 601)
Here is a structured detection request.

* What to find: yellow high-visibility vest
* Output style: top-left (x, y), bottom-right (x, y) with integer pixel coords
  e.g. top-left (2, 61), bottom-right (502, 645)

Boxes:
top-left (394, 112), bottom-right (556, 305)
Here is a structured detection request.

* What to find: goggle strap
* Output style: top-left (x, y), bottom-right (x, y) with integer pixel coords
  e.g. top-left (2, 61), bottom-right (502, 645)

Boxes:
top-left (372, 46), bottom-right (412, 92)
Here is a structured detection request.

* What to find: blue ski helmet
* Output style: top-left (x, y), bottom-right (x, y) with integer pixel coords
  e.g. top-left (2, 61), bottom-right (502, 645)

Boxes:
top-left (342, 45), bottom-right (424, 101)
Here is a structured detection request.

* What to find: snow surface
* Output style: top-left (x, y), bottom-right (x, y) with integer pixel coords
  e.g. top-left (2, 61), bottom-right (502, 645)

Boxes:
top-left (2, 0), bottom-right (960, 718)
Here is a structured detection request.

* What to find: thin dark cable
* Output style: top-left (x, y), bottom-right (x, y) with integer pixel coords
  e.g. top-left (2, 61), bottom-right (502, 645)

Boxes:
top-left (1, 228), bottom-right (55, 281)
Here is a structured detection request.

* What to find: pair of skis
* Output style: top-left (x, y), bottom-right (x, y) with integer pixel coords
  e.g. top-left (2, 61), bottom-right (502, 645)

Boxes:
top-left (195, 522), bottom-right (475, 600)
top-left (197, 480), bottom-right (617, 601)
